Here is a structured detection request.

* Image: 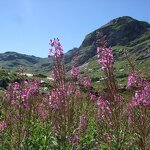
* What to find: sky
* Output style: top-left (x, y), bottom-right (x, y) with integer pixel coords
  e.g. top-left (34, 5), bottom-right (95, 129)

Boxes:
top-left (0, 0), bottom-right (150, 58)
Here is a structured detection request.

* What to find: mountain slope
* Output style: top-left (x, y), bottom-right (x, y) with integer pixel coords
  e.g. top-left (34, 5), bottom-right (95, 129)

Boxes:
top-left (0, 16), bottom-right (150, 75)
top-left (64, 16), bottom-right (150, 69)
top-left (0, 51), bottom-right (51, 74)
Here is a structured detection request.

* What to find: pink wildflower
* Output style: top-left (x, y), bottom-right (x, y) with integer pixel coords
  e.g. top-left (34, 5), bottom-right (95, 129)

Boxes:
top-left (90, 93), bottom-right (96, 101)
top-left (105, 134), bottom-right (112, 142)
top-left (0, 120), bottom-right (7, 132)
top-left (48, 38), bottom-right (64, 58)
top-left (13, 82), bottom-right (20, 90)
top-left (97, 47), bottom-right (114, 71)
top-left (37, 103), bottom-right (48, 120)
top-left (70, 65), bottom-right (80, 77)
top-left (97, 97), bottom-right (111, 120)
top-left (127, 71), bottom-right (139, 89)
top-left (83, 75), bottom-right (91, 88)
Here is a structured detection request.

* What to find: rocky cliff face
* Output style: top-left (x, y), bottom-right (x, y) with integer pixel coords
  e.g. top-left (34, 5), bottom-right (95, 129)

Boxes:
top-left (64, 16), bottom-right (150, 69)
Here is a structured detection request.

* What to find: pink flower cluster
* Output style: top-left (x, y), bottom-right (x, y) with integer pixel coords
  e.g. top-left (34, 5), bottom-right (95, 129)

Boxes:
top-left (127, 71), bottom-right (150, 125)
top-left (83, 75), bottom-right (91, 88)
top-left (70, 65), bottom-right (80, 77)
top-left (49, 88), bottom-right (62, 110)
top-left (48, 38), bottom-right (64, 58)
top-left (127, 82), bottom-right (150, 111)
top-left (37, 103), bottom-right (48, 120)
top-left (52, 66), bottom-right (61, 80)
top-left (3, 80), bottom-right (39, 109)
top-left (134, 83), bottom-right (150, 107)
top-left (126, 71), bottom-right (139, 89)
top-left (0, 120), bottom-right (7, 132)
top-left (97, 47), bottom-right (114, 71)
top-left (70, 65), bottom-right (91, 88)
top-left (104, 134), bottom-right (112, 143)
top-left (97, 97), bottom-right (112, 119)
top-left (90, 93), bottom-right (96, 101)
top-left (48, 83), bottom-right (81, 110)
top-left (70, 65), bottom-right (83, 84)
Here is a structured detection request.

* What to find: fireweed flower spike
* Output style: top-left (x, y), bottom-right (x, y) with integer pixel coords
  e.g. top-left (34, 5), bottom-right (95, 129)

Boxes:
top-left (96, 33), bottom-right (114, 72)
top-left (83, 75), bottom-right (91, 88)
top-left (48, 38), bottom-right (64, 58)
top-left (126, 70), bottom-right (150, 149)
top-left (70, 65), bottom-right (80, 77)
top-left (127, 81), bottom-right (150, 112)
top-left (48, 38), bottom-right (87, 148)
top-left (96, 32), bottom-right (127, 148)
top-left (126, 71), bottom-right (139, 89)
top-left (97, 47), bottom-right (114, 71)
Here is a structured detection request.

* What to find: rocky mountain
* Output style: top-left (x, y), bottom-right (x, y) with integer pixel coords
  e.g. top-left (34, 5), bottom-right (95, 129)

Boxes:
top-left (0, 16), bottom-right (150, 75)
top-left (64, 16), bottom-right (150, 69)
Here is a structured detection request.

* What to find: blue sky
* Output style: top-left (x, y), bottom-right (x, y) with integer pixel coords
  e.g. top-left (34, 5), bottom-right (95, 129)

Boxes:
top-left (0, 0), bottom-right (149, 58)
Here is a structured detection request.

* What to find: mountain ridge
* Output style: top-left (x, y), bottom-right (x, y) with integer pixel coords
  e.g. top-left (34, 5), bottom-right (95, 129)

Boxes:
top-left (64, 16), bottom-right (150, 69)
top-left (0, 51), bottom-right (50, 74)
top-left (0, 16), bottom-right (150, 74)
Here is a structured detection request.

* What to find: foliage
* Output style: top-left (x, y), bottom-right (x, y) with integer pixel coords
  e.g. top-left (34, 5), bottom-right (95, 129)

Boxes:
top-left (0, 35), bottom-right (150, 150)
